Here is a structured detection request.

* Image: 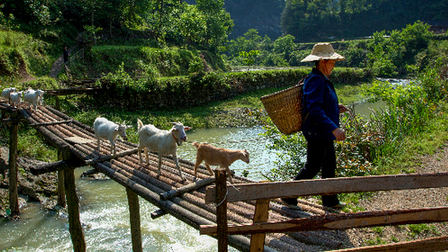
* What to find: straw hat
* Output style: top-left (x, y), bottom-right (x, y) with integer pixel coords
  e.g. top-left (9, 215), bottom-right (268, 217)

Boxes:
top-left (301, 43), bottom-right (345, 62)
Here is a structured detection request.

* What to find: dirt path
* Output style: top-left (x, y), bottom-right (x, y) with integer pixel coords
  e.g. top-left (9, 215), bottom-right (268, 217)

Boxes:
top-left (48, 47), bottom-right (76, 78)
top-left (345, 145), bottom-right (448, 248)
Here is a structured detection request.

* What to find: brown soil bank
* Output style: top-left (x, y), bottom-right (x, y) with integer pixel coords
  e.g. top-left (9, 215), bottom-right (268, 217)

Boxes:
top-left (0, 146), bottom-right (58, 217)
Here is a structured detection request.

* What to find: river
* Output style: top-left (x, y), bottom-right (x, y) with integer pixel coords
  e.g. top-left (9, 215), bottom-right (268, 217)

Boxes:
top-left (0, 100), bottom-right (385, 252)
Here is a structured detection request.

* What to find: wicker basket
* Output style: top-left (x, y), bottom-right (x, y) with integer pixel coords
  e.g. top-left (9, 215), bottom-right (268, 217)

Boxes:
top-left (260, 83), bottom-right (304, 135)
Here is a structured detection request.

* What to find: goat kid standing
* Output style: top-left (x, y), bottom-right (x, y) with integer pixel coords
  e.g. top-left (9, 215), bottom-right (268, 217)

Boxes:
top-left (192, 142), bottom-right (249, 183)
top-left (93, 117), bottom-right (131, 156)
top-left (9, 91), bottom-right (23, 108)
top-left (137, 119), bottom-right (191, 181)
top-left (23, 89), bottom-right (45, 111)
top-left (1, 87), bottom-right (17, 104)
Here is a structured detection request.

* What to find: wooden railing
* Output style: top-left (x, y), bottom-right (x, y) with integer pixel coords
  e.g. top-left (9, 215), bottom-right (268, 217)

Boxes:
top-left (201, 170), bottom-right (448, 252)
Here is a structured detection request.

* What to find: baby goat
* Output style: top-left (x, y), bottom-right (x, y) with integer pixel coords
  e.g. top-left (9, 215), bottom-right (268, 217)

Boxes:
top-left (137, 119), bottom-right (191, 181)
top-left (9, 91), bottom-right (23, 108)
top-left (93, 117), bottom-right (131, 156)
top-left (192, 142), bottom-right (249, 183)
top-left (1, 87), bottom-right (17, 103)
top-left (23, 89), bottom-right (45, 111)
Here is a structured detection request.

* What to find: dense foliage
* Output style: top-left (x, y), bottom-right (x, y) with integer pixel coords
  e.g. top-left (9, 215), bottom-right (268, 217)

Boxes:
top-left (281, 0), bottom-right (448, 42)
top-left (225, 21), bottom-right (440, 77)
top-left (0, 0), bottom-right (233, 52)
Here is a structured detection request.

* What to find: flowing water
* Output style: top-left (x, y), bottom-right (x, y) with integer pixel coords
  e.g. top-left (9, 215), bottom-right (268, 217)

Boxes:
top-left (0, 101), bottom-right (385, 252)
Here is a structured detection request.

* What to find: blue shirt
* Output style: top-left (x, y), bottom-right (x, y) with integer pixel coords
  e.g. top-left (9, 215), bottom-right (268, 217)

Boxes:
top-left (302, 68), bottom-right (340, 140)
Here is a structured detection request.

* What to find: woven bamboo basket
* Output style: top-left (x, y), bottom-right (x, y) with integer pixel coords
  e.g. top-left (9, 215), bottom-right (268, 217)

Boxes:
top-left (260, 83), bottom-right (304, 135)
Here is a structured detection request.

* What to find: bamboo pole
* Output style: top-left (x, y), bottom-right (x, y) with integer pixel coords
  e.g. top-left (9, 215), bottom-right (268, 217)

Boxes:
top-left (30, 120), bottom-right (73, 126)
top-left (8, 111), bottom-right (19, 217)
top-left (45, 106), bottom-right (95, 134)
top-left (126, 187), bottom-right (142, 252)
top-left (160, 177), bottom-right (215, 200)
top-left (94, 162), bottom-right (255, 252)
top-left (84, 148), bottom-right (139, 165)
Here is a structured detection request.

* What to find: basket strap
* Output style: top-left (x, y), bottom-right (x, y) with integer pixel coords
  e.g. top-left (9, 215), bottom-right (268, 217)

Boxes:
top-left (300, 74), bottom-right (312, 125)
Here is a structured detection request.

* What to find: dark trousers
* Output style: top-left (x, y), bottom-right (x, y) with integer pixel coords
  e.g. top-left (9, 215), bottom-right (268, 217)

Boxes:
top-left (293, 138), bottom-right (340, 207)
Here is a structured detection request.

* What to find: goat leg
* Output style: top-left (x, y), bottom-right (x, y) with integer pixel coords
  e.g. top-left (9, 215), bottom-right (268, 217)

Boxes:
top-left (223, 166), bottom-right (234, 184)
top-left (97, 138), bottom-right (101, 153)
top-left (157, 153), bottom-right (162, 176)
top-left (173, 154), bottom-right (185, 181)
top-left (145, 149), bottom-right (150, 165)
top-left (138, 146), bottom-right (143, 164)
top-left (205, 163), bottom-right (214, 176)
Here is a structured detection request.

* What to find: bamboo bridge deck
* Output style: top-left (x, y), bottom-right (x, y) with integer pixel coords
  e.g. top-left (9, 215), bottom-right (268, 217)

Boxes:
top-left (0, 103), bottom-right (347, 251)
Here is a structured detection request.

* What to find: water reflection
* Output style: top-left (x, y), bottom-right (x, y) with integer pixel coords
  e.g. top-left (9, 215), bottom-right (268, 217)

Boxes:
top-left (178, 127), bottom-right (278, 180)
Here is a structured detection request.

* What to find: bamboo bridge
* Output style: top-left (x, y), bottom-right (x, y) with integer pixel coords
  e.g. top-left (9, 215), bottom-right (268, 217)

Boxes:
top-left (3, 101), bottom-right (448, 252)
top-left (0, 102), bottom-right (347, 251)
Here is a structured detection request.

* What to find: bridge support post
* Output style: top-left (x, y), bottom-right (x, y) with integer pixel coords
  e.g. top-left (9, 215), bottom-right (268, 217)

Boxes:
top-left (57, 149), bottom-right (66, 207)
top-left (61, 146), bottom-right (86, 252)
top-left (249, 181), bottom-right (269, 252)
top-left (8, 111), bottom-right (19, 217)
top-left (216, 168), bottom-right (228, 252)
top-left (55, 96), bottom-right (61, 111)
top-left (126, 187), bottom-right (142, 252)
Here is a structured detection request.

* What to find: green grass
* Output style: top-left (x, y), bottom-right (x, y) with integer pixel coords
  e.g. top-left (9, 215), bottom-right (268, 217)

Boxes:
top-left (407, 224), bottom-right (440, 238)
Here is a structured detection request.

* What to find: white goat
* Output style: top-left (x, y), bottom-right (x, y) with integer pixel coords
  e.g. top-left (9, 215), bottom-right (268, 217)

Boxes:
top-left (1, 87), bottom-right (17, 103)
top-left (23, 89), bottom-right (45, 111)
top-left (9, 91), bottom-right (23, 108)
top-left (192, 142), bottom-right (249, 183)
top-left (137, 119), bottom-right (191, 181)
top-left (93, 117), bottom-right (131, 156)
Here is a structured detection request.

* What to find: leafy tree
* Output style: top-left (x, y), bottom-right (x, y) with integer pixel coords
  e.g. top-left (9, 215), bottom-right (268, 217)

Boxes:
top-left (239, 50), bottom-right (259, 66)
top-left (145, 0), bottom-right (182, 44)
top-left (226, 29), bottom-right (262, 57)
top-left (280, 0), bottom-right (445, 42)
top-left (273, 34), bottom-right (296, 63)
top-left (366, 21), bottom-right (431, 76)
top-left (177, 5), bottom-right (206, 47)
top-left (195, 0), bottom-right (234, 53)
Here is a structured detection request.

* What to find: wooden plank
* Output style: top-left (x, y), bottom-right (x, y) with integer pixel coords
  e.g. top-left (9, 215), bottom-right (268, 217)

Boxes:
top-left (65, 136), bottom-right (93, 144)
top-left (250, 198), bottom-right (269, 252)
top-left (160, 177), bottom-right (215, 200)
top-left (334, 235), bottom-right (448, 252)
top-left (205, 172), bottom-right (448, 203)
top-left (200, 206), bottom-right (448, 236)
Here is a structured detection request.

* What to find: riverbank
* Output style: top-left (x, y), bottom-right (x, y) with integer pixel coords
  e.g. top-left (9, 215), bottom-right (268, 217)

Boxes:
top-left (0, 146), bottom-right (59, 218)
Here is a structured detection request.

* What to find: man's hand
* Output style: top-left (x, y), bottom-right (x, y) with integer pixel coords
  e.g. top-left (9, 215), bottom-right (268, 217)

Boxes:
top-left (332, 128), bottom-right (346, 141)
